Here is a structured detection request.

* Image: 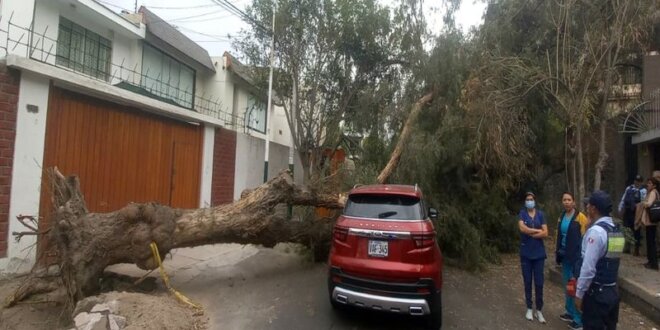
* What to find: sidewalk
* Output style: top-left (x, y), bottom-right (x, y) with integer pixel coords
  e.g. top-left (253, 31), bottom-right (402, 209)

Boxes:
top-left (547, 252), bottom-right (660, 325)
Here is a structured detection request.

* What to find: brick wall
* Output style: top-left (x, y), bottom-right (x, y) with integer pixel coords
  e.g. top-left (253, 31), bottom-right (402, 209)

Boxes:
top-left (211, 127), bottom-right (236, 206)
top-left (0, 64), bottom-right (19, 258)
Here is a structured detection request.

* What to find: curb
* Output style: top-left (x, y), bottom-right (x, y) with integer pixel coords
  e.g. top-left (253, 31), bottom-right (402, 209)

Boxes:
top-left (547, 266), bottom-right (660, 326)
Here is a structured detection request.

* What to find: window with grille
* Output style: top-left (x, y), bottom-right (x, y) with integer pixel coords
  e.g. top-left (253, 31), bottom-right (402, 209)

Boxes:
top-left (247, 94), bottom-right (266, 133)
top-left (56, 17), bottom-right (112, 80)
top-left (141, 43), bottom-right (195, 109)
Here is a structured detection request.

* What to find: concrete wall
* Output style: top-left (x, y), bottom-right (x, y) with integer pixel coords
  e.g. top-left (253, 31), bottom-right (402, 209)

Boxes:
top-left (0, 71), bottom-right (49, 273)
top-left (233, 132), bottom-right (302, 201)
top-left (643, 54), bottom-right (660, 98)
top-left (0, 0), bottom-right (36, 58)
top-left (199, 125), bottom-right (215, 208)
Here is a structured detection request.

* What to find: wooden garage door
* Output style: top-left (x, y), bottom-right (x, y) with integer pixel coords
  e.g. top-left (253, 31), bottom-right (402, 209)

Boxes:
top-left (41, 87), bottom-right (202, 220)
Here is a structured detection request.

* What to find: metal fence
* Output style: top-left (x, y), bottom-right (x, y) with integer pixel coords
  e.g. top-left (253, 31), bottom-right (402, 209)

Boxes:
top-left (0, 14), bottom-right (245, 130)
top-left (616, 65), bottom-right (642, 86)
top-left (620, 89), bottom-right (660, 134)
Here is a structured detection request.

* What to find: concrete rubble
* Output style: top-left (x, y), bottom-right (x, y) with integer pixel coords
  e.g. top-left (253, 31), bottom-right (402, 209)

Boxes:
top-left (71, 300), bottom-right (127, 330)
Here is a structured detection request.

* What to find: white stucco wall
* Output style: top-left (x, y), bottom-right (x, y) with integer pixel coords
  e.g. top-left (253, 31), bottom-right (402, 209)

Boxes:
top-left (0, 72), bottom-right (49, 274)
top-left (1, 0), bottom-right (36, 58)
top-left (233, 132), bottom-right (302, 201)
top-left (199, 125), bottom-right (215, 208)
top-left (31, 0), bottom-right (59, 65)
top-left (209, 55), bottom-right (293, 148)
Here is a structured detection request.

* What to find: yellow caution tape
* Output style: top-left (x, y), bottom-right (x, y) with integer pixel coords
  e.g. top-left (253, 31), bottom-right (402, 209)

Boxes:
top-left (149, 242), bottom-right (203, 311)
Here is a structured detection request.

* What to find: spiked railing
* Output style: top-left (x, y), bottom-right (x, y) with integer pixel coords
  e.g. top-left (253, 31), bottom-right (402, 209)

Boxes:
top-left (0, 14), bottom-right (245, 131)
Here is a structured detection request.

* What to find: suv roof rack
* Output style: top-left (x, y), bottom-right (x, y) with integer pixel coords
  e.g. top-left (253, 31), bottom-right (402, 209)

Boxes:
top-left (353, 184), bottom-right (364, 189)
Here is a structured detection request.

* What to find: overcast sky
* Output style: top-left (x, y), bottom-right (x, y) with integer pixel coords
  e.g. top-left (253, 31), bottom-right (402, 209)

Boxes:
top-left (99, 0), bottom-right (487, 56)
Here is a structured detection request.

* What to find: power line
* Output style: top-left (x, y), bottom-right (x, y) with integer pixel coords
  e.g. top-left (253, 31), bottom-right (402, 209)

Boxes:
top-left (171, 13), bottom-right (236, 23)
top-left (210, 0), bottom-right (270, 34)
top-left (141, 4), bottom-right (218, 10)
top-left (167, 8), bottom-right (227, 22)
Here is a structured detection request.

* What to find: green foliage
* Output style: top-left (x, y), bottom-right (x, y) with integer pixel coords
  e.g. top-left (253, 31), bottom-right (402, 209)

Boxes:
top-left (434, 187), bottom-right (518, 271)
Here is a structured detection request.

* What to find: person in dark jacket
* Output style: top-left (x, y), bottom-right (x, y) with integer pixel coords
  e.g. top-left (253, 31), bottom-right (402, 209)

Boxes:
top-left (555, 192), bottom-right (588, 330)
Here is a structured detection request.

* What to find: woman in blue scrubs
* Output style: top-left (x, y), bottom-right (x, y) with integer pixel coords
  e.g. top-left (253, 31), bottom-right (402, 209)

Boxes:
top-left (518, 192), bottom-right (548, 323)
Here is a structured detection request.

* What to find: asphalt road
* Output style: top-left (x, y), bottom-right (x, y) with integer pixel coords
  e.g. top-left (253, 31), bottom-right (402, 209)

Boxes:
top-left (173, 246), bottom-right (658, 330)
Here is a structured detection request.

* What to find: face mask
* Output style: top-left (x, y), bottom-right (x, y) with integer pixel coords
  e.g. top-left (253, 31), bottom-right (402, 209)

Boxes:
top-left (525, 200), bottom-right (535, 209)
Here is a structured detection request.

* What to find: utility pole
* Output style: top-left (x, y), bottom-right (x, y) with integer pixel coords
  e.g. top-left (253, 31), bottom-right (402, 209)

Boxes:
top-left (263, 1), bottom-right (276, 182)
top-left (134, 0), bottom-right (138, 12)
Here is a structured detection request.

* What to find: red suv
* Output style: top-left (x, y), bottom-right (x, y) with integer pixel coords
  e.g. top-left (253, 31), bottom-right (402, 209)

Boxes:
top-left (327, 184), bottom-right (443, 329)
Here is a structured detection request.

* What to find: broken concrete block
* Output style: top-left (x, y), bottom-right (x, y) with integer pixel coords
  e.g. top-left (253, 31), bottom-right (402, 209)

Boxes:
top-left (73, 296), bottom-right (103, 317)
top-left (84, 314), bottom-right (108, 330)
top-left (74, 312), bottom-right (91, 328)
top-left (74, 312), bottom-right (104, 329)
top-left (108, 314), bottom-right (127, 330)
top-left (90, 303), bottom-right (111, 314)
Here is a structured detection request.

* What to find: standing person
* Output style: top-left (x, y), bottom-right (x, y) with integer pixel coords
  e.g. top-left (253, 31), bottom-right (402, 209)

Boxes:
top-left (518, 192), bottom-right (548, 323)
top-left (575, 191), bottom-right (624, 330)
top-left (639, 177), bottom-right (659, 270)
top-left (618, 175), bottom-right (645, 256)
top-left (555, 192), bottom-right (588, 329)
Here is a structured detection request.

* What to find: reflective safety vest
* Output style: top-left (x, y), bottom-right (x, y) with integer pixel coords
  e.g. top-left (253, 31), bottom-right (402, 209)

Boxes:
top-left (575, 221), bottom-right (624, 286)
top-left (593, 222), bottom-right (624, 285)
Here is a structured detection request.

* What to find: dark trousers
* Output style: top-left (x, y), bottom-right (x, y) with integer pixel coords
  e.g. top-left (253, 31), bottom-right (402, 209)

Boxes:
top-left (646, 225), bottom-right (658, 268)
top-left (582, 285), bottom-right (619, 330)
top-left (520, 257), bottom-right (544, 310)
top-left (623, 211), bottom-right (641, 248)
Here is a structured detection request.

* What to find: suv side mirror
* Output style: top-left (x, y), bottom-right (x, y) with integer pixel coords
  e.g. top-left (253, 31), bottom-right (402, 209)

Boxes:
top-left (428, 207), bottom-right (438, 220)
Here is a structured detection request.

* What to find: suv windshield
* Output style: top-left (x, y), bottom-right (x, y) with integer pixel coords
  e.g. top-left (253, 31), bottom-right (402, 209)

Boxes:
top-left (344, 194), bottom-right (424, 220)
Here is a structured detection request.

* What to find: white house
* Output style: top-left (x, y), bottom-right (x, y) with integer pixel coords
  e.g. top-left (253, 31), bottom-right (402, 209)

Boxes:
top-left (0, 0), bottom-right (296, 274)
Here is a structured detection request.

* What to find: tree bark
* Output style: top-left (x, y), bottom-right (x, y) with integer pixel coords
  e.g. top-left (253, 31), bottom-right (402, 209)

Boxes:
top-left (6, 168), bottom-right (343, 308)
top-left (593, 120), bottom-right (608, 191)
top-left (576, 120), bottom-right (586, 200)
top-left (376, 91), bottom-right (434, 184)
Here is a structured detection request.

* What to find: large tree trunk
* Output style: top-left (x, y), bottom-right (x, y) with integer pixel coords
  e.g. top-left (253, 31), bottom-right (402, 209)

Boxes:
top-left (593, 58), bottom-right (613, 192)
top-left (376, 92), bottom-right (434, 184)
top-left (593, 120), bottom-right (608, 191)
top-left (6, 168), bottom-right (343, 308)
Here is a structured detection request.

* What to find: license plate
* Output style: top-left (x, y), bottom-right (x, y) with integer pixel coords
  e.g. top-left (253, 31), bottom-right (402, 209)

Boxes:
top-left (368, 240), bottom-right (388, 257)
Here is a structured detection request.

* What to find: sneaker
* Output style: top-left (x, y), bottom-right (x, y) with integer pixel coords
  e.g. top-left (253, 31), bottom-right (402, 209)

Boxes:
top-left (559, 313), bottom-right (573, 322)
top-left (568, 321), bottom-right (583, 330)
top-left (535, 311), bottom-right (546, 324)
top-left (525, 309), bottom-right (533, 321)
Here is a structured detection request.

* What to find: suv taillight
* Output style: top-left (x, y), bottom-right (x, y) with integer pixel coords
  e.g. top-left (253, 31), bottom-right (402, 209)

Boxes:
top-left (411, 233), bottom-right (436, 248)
top-left (333, 226), bottom-right (348, 242)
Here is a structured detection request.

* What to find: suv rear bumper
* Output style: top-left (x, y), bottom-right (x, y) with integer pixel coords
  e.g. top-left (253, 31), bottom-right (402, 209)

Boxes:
top-left (328, 266), bottom-right (440, 316)
top-left (332, 286), bottom-right (430, 315)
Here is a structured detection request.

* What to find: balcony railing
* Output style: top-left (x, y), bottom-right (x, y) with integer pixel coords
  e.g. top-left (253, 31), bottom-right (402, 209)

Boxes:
top-left (610, 65), bottom-right (642, 101)
top-left (0, 16), bottom-right (245, 130)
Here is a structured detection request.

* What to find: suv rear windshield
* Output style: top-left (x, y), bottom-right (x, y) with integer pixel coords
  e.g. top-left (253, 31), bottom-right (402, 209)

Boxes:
top-left (344, 194), bottom-right (424, 220)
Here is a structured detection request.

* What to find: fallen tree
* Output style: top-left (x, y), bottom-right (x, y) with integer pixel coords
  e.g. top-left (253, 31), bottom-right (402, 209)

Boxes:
top-left (6, 168), bottom-right (343, 309)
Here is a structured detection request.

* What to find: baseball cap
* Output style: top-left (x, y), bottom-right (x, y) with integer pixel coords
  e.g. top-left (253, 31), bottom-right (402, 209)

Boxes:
top-left (635, 174), bottom-right (643, 182)
top-left (588, 190), bottom-right (612, 215)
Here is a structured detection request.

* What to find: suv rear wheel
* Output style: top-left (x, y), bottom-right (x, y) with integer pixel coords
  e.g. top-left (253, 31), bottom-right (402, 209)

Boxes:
top-left (426, 291), bottom-right (442, 329)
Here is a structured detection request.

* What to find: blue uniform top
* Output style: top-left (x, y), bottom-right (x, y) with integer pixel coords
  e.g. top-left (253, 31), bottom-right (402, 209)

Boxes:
top-left (519, 208), bottom-right (546, 260)
top-left (560, 213), bottom-right (572, 248)
top-left (576, 216), bottom-right (613, 299)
